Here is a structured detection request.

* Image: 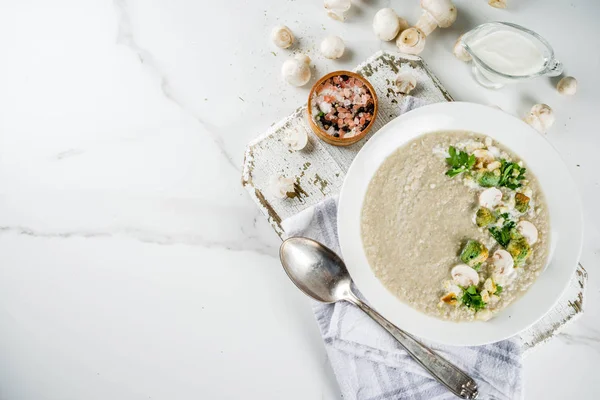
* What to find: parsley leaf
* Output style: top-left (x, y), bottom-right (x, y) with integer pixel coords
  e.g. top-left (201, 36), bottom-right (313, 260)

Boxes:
top-left (445, 146), bottom-right (476, 177)
top-left (461, 285), bottom-right (487, 310)
top-left (495, 284), bottom-right (503, 295)
top-left (498, 159), bottom-right (526, 189)
top-left (489, 219), bottom-right (515, 247)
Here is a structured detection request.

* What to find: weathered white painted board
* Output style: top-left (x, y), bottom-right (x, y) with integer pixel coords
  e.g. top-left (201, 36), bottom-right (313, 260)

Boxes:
top-left (241, 51), bottom-right (587, 350)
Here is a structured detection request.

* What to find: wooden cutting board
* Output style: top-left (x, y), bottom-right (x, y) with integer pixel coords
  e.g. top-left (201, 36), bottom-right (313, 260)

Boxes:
top-left (241, 50), bottom-right (587, 352)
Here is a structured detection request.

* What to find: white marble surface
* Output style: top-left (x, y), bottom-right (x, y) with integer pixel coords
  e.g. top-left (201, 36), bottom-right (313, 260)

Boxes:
top-left (0, 1), bottom-right (598, 399)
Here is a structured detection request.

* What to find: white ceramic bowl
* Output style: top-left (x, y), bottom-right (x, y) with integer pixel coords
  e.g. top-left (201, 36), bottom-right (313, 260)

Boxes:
top-left (338, 102), bottom-right (583, 346)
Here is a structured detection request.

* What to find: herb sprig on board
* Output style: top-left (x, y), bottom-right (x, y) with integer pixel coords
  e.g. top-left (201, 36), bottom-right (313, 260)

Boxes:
top-left (445, 146), bottom-right (476, 177)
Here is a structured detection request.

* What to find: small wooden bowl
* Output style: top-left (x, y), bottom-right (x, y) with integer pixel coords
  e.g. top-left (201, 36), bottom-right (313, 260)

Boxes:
top-left (307, 70), bottom-right (378, 147)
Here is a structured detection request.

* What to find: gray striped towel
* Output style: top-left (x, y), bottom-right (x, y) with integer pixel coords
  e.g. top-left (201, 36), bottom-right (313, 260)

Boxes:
top-left (281, 197), bottom-right (522, 400)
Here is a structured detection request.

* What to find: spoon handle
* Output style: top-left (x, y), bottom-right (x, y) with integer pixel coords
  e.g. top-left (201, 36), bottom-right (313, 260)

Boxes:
top-left (346, 292), bottom-right (478, 399)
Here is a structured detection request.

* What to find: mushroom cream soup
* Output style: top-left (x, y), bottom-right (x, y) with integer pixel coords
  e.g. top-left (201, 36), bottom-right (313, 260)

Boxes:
top-left (360, 131), bottom-right (550, 322)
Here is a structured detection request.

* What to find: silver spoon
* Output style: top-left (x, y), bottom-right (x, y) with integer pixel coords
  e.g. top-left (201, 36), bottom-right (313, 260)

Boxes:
top-left (279, 237), bottom-right (479, 400)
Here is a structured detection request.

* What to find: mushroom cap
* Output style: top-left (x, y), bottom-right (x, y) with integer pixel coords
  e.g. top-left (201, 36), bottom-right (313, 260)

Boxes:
top-left (557, 76), bottom-right (577, 95)
top-left (488, 0), bottom-right (507, 9)
top-left (420, 0), bottom-right (457, 28)
top-left (524, 103), bottom-right (554, 134)
top-left (284, 127), bottom-right (309, 151)
top-left (324, 0), bottom-right (351, 11)
top-left (324, 0), bottom-right (351, 21)
top-left (271, 25), bottom-right (294, 49)
top-left (396, 27), bottom-right (426, 55)
top-left (373, 8), bottom-right (402, 41)
top-left (269, 175), bottom-right (295, 199)
top-left (320, 35), bottom-right (345, 59)
top-left (451, 264), bottom-right (480, 287)
top-left (395, 72), bottom-right (417, 95)
top-left (453, 34), bottom-right (471, 61)
top-left (294, 53), bottom-right (311, 65)
top-left (281, 55), bottom-right (312, 87)
top-left (492, 249), bottom-right (515, 276)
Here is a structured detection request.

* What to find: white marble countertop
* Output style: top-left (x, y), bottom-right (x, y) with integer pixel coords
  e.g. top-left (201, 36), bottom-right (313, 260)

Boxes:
top-left (0, 1), bottom-right (599, 399)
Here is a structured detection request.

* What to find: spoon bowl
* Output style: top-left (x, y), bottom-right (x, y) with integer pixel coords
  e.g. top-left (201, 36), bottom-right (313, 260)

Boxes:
top-left (279, 237), bottom-right (352, 303)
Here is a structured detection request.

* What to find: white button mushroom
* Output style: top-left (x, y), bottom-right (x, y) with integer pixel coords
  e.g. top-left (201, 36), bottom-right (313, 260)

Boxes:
top-left (324, 0), bottom-right (351, 22)
top-left (271, 25), bottom-right (294, 49)
top-left (269, 175), bottom-right (295, 199)
top-left (396, 27), bottom-right (426, 55)
top-left (453, 34), bottom-right (471, 61)
top-left (372, 8), bottom-right (408, 41)
top-left (557, 76), bottom-right (577, 96)
top-left (395, 72), bottom-right (417, 95)
top-left (492, 249), bottom-right (515, 276)
top-left (517, 221), bottom-right (538, 244)
top-left (479, 187), bottom-right (503, 209)
top-left (415, 0), bottom-right (458, 36)
top-left (281, 54), bottom-right (312, 87)
top-left (488, 0), bottom-right (507, 8)
top-left (320, 35), bottom-right (345, 59)
top-left (284, 127), bottom-right (309, 151)
top-left (524, 104), bottom-right (555, 134)
top-left (451, 264), bottom-right (480, 287)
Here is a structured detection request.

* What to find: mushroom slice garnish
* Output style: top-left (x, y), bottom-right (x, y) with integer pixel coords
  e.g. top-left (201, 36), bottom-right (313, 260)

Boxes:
top-left (517, 220), bottom-right (538, 244)
top-left (451, 264), bottom-right (480, 287)
top-left (479, 187), bottom-right (503, 208)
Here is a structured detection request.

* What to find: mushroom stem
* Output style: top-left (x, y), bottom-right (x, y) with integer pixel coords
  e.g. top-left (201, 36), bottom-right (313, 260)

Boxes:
top-left (396, 27), bottom-right (427, 55)
top-left (324, 0), bottom-right (351, 22)
top-left (416, 11), bottom-right (438, 36)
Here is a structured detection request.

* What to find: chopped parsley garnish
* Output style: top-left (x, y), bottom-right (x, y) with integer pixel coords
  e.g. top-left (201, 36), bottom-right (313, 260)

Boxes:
top-left (489, 219), bottom-right (515, 247)
top-left (495, 284), bottom-right (503, 295)
top-left (317, 111), bottom-right (325, 118)
top-left (461, 285), bottom-right (487, 310)
top-left (446, 146), bottom-right (476, 177)
top-left (498, 159), bottom-right (526, 190)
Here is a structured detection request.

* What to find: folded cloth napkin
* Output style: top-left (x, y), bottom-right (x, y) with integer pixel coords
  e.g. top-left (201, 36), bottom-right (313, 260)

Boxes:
top-left (281, 197), bottom-right (523, 400)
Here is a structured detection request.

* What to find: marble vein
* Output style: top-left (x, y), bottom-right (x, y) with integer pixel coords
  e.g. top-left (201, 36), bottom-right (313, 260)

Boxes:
top-left (56, 149), bottom-right (85, 160)
top-left (0, 225), bottom-right (278, 257)
top-left (558, 325), bottom-right (600, 353)
top-left (112, 0), bottom-right (239, 172)
top-left (558, 332), bottom-right (600, 354)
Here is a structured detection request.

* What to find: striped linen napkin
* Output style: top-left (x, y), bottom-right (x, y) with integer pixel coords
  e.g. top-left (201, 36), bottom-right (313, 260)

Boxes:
top-left (281, 197), bottom-right (522, 400)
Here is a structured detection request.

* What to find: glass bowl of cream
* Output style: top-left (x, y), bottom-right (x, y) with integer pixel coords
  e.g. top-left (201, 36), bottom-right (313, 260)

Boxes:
top-left (458, 22), bottom-right (563, 89)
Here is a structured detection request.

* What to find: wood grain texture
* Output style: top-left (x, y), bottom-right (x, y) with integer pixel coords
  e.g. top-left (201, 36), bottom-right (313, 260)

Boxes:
top-left (241, 50), bottom-right (587, 349)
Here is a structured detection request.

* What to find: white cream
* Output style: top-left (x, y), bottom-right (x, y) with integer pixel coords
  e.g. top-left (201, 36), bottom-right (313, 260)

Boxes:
top-left (469, 30), bottom-right (544, 76)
